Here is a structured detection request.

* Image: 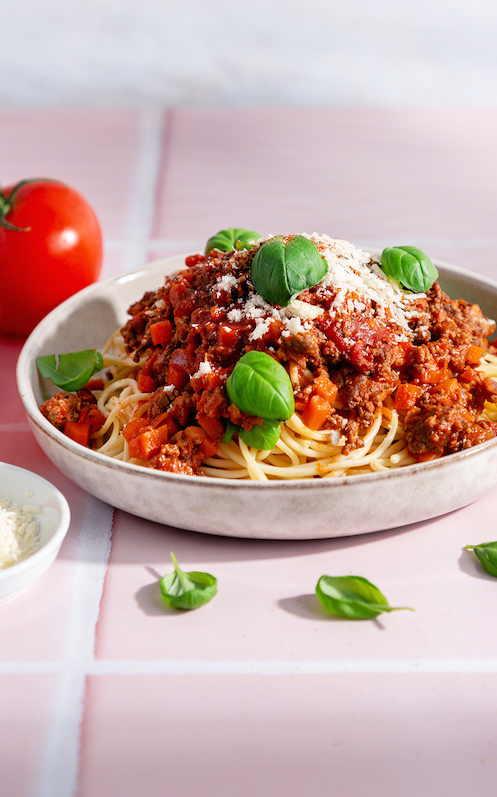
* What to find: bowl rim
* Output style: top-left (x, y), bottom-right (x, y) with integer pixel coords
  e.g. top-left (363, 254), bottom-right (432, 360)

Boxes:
top-left (15, 251), bottom-right (497, 493)
top-left (0, 462), bottom-right (71, 580)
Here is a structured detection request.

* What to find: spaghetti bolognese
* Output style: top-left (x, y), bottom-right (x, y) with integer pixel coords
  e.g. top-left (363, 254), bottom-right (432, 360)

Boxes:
top-left (40, 233), bottom-right (497, 480)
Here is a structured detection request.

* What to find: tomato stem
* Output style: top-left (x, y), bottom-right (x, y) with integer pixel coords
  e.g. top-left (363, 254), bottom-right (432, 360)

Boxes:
top-left (0, 178), bottom-right (62, 232)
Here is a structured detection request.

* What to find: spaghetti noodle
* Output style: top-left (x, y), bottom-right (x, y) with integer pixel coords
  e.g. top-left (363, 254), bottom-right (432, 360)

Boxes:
top-left (41, 234), bottom-right (497, 480)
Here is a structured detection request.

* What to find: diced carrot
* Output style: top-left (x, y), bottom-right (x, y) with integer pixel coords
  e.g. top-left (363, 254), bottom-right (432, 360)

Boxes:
top-left (428, 377), bottom-right (459, 397)
top-left (136, 371), bottom-right (157, 393)
top-left (199, 436), bottom-right (218, 459)
top-left (150, 319), bottom-right (173, 346)
top-left (466, 344), bottom-right (484, 365)
top-left (85, 378), bottom-right (105, 391)
top-left (128, 424), bottom-right (171, 460)
top-left (203, 367), bottom-right (229, 390)
top-left (302, 394), bottom-right (331, 431)
top-left (210, 306), bottom-right (224, 320)
top-left (312, 374), bottom-right (338, 404)
top-left (459, 367), bottom-right (475, 383)
top-left (416, 364), bottom-right (450, 385)
top-left (394, 383), bottom-right (423, 411)
top-left (415, 451), bottom-right (441, 462)
top-left (64, 421), bottom-right (90, 447)
top-left (122, 417), bottom-right (149, 442)
top-left (167, 363), bottom-right (189, 390)
top-left (197, 412), bottom-right (225, 442)
top-left (148, 412), bottom-right (180, 437)
top-left (165, 415), bottom-right (180, 438)
top-left (86, 407), bottom-right (106, 433)
top-left (218, 323), bottom-right (243, 348)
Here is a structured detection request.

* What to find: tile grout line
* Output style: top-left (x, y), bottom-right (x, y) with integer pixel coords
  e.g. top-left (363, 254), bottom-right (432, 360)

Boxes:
top-left (35, 496), bottom-right (114, 797)
top-left (103, 237), bottom-right (497, 251)
top-left (84, 659), bottom-right (497, 675)
top-left (123, 107), bottom-right (165, 273)
top-left (5, 659), bottom-right (497, 676)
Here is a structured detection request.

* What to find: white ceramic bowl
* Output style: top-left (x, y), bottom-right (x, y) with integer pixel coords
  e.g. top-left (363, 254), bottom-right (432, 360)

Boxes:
top-left (16, 254), bottom-right (497, 540)
top-left (0, 463), bottom-right (71, 601)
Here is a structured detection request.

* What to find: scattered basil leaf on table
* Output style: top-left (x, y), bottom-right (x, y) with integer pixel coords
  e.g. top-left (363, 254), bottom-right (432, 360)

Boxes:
top-left (205, 227), bottom-right (261, 255)
top-left (465, 541), bottom-right (497, 578)
top-left (250, 235), bottom-right (328, 307)
top-left (226, 350), bottom-right (295, 421)
top-left (239, 419), bottom-right (282, 450)
top-left (36, 349), bottom-right (104, 391)
top-left (160, 552), bottom-right (218, 610)
top-left (380, 246), bottom-right (438, 293)
top-left (315, 575), bottom-right (414, 620)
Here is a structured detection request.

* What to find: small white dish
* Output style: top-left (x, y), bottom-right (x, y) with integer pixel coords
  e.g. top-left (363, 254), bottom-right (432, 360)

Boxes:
top-left (0, 463), bottom-right (71, 602)
top-left (15, 254), bottom-right (497, 540)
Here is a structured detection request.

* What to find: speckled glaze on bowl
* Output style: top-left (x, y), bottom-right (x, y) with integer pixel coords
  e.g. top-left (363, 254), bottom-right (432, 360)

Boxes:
top-left (0, 463), bottom-right (71, 601)
top-left (16, 254), bottom-right (497, 540)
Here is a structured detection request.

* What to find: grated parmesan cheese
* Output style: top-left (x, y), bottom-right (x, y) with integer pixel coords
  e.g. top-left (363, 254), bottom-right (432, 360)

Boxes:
top-left (212, 233), bottom-right (427, 344)
top-left (308, 234), bottom-right (423, 334)
top-left (193, 360), bottom-right (214, 378)
top-left (0, 498), bottom-right (41, 569)
top-left (285, 299), bottom-right (324, 320)
top-left (215, 274), bottom-right (238, 295)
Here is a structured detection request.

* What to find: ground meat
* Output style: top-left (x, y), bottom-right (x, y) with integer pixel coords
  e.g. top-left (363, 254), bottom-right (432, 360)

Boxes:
top-left (405, 406), bottom-right (496, 455)
top-left (148, 386), bottom-right (176, 419)
top-left (145, 443), bottom-right (199, 475)
top-left (424, 282), bottom-right (495, 345)
top-left (338, 373), bottom-right (399, 420)
top-left (196, 386), bottom-right (229, 418)
top-left (167, 392), bottom-right (197, 426)
top-left (40, 389), bottom-right (97, 430)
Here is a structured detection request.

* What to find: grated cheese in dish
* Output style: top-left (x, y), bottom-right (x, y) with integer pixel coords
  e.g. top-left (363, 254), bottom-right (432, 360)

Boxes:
top-left (0, 498), bottom-right (41, 569)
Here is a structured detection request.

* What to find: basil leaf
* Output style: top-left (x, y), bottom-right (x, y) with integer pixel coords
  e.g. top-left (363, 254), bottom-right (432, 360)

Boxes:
top-left (315, 575), bottom-right (414, 620)
top-left (239, 419), bottom-right (281, 450)
top-left (221, 419), bottom-right (237, 445)
top-left (205, 227), bottom-right (260, 255)
top-left (250, 235), bottom-right (328, 307)
top-left (226, 350), bottom-right (295, 420)
top-left (37, 349), bottom-right (104, 391)
top-left (160, 552), bottom-right (217, 610)
top-left (380, 246), bottom-right (438, 293)
top-left (465, 541), bottom-right (497, 578)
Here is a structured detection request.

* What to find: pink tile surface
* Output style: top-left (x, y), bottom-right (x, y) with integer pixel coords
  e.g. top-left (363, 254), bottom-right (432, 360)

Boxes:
top-left (0, 108), bottom-right (144, 241)
top-left (95, 490), bottom-right (497, 662)
top-left (79, 673), bottom-right (497, 797)
top-left (155, 108), bottom-right (497, 266)
top-left (0, 675), bottom-right (62, 797)
top-left (0, 334), bottom-right (26, 423)
top-left (2, 107), bottom-right (497, 796)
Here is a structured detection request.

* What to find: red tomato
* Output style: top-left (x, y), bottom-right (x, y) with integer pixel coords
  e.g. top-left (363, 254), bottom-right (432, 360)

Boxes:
top-left (0, 178), bottom-right (103, 336)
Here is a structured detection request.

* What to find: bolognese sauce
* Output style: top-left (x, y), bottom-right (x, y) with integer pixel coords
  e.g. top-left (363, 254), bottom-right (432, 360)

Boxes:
top-left (40, 234), bottom-right (497, 479)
